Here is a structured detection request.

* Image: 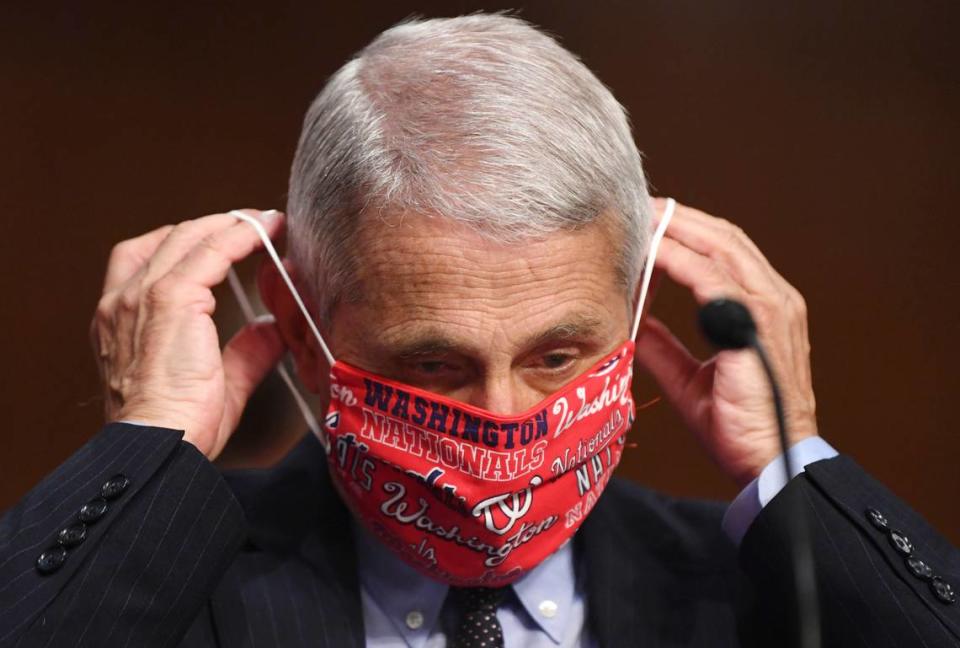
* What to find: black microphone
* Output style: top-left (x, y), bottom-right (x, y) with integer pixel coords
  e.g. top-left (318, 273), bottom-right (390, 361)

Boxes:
top-left (699, 298), bottom-right (821, 648)
top-left (698, 298), bottom-right (757, 351)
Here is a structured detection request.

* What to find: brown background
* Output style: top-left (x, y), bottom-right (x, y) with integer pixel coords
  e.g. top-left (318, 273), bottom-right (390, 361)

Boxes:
top-left (2, 2), bottom-right (958, 543)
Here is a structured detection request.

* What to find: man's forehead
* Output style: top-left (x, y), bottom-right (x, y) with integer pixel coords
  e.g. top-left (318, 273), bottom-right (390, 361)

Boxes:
top-left (329, 212), bottom-right (631, 357)
top-left (351, 210), bottom-right (625, 292)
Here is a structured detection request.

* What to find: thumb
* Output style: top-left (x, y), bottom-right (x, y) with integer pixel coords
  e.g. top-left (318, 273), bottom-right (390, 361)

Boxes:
top-left (634, 316), bottom-right (700, 408)
top-left (220, 314), bottom-right (286, 435)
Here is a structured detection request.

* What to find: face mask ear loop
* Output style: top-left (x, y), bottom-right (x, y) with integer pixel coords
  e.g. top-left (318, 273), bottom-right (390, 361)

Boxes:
top-left (630, 197), bottom-right (676, 342)
top-left (228, 210), bottom-right (334, 446)
top-left (229, 211), bottom-right (336, 368)
top-left (226, 267), bottom-right (325, 443)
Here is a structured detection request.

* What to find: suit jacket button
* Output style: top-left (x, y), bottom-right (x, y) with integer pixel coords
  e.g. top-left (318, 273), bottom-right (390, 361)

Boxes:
top-left (78, 497), bottom-right (109, 524)
top-left (100, 474), bottom-right (130, 500)
top-left (930, 578), bottom-right (956, 604)
top-left (905, 555), bottom-right (933, 581)
top-left (57, 523), bottom-right (87, 548)
top-left (887, 529), bottom-right (913, 556)
top-left (36, 546), bottom-right (67, 575)
top-left (865, 508), bottom-right (889, 530)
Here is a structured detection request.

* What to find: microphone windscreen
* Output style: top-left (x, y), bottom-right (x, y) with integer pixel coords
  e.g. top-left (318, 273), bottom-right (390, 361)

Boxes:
top-left (698, 298), bottom-right (757, 350)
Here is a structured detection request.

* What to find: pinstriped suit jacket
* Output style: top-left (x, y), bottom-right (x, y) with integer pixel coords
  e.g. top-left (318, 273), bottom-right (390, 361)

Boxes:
top-left (1, 422), bottom-right (958, 647)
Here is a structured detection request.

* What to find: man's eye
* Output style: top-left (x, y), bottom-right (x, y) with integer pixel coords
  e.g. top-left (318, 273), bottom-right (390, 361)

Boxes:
top-left (417, 360), bottom-right (452, 374)
top-left (541, 353), bottom-right (574, 370)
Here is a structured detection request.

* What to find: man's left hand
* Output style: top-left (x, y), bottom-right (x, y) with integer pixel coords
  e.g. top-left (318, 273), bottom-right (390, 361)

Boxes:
top-left (635, 199), bottom-right (818, 487)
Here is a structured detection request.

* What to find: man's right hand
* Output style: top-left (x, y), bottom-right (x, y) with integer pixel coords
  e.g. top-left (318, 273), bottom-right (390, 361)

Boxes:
top-left (89, 209), bottom-right (286, 460)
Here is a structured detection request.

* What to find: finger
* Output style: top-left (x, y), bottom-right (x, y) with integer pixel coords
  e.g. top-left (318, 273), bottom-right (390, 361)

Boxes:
top-left (114, 211), bottom-right (281, 367)
top-left (89, 295), bottom-right (116, 415)
top-left (654, 199), bottom-right (809, 376)
top-left (656, 202), bottom-right (779, 294)
top-left (218, 315), bottom-right (286, 444)
top-left (653, 197), bottom-right (757, 247)
top-left (164, 211), bottom-right (284, 291)
top-left (634, 316), bottom-right (700, 407)
top-left (141, 210), bottom-right (272, 285)
top-left (102, 224), bottom-right (175, 293)
top-left (666, 203), bottom-right (773, 271)
top-left (654, 237), bottom-right (748, 304)
top-left (97, 224), bottom-right (177, 394)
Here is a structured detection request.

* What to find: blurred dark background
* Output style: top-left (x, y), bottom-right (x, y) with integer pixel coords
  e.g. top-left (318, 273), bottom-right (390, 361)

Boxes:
top-left (2, 2), bottom-right (958, 542)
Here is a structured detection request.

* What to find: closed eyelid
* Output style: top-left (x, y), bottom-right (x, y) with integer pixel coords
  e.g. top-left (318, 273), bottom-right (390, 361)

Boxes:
top-left (391, 338), bottom-right (480, 374)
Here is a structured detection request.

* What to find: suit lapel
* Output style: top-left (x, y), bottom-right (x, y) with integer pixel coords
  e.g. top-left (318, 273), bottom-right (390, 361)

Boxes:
top-left (577, 479), bottom-right (740, 647)
top-left (211, 434), bottom-right (365, 648)
top-left (298, 504), bottom-right (366, 647)
top-left (578, 485), bottom-right (661, 647)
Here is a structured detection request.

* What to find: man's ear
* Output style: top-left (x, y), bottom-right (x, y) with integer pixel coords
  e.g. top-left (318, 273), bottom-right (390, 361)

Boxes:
top-left (257, 259), bottom-right (327, 394)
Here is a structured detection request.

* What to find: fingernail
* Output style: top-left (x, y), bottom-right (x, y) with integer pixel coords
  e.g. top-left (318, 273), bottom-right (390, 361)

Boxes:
top-left (254, 313), bottom-right (277, 325)
top-left (259, 209), bottom-right (283, 222)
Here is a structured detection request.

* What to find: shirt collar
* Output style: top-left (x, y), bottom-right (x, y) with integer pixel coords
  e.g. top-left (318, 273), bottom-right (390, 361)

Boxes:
top-left (353, 523), bottom-right (576, 647)
top-left (510, 539), bottom-right (577, 643)
top-left (354, 523), bottom-right (448, 648)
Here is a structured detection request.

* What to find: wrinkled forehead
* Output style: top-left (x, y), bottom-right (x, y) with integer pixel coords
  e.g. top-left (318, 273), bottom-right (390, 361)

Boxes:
top-left (351, 211), bottom-right (628, 310)
top-left (325, 211), bottom-right (632, 353)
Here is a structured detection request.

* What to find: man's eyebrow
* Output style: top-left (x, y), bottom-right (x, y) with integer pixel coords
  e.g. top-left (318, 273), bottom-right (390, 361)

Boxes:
top-left (519, 314), bottom-right (607, 350)
top-left (391, 336), bottom-right (462, 360)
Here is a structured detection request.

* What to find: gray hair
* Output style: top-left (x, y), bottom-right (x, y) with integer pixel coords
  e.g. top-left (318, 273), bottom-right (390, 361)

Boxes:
top-left (287, 13), bottom-right (652, 322)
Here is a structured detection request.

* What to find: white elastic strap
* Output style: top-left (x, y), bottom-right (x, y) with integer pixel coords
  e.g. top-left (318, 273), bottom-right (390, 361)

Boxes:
top-left (226, 267), bottom-right (324, 442)
top-left (630, 197), bottom-right (676, 341)
top-left (228, 210), bottom-right (336, 368)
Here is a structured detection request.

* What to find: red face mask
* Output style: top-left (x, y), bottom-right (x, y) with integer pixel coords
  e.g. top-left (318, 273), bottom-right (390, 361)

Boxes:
top-left (227, 198), bottom-right (674, 587)
top-left (324, 341), bottom-right (636, 586)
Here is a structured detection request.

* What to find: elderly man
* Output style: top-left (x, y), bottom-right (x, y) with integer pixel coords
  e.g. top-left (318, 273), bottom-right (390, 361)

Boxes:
top-left (1, 13), bottom-right (957, 648)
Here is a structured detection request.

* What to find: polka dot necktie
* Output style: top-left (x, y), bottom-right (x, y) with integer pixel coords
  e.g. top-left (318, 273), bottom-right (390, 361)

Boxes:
top-left (448, 586), bottom-right (508, 648)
